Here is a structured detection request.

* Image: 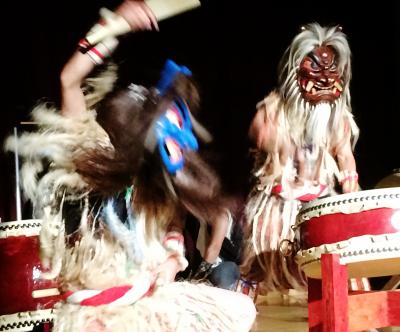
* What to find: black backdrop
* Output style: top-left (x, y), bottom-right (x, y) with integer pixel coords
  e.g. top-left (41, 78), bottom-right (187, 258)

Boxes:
top-left (1, 0), bottom-right (399, 220)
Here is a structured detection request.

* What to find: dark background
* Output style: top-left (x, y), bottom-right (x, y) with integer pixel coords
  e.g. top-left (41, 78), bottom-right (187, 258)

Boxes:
top-left (1, 0), bottom-right (399, 220)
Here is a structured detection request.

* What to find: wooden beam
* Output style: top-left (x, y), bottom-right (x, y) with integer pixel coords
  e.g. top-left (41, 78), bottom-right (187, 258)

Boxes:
top-left (321, 254), bottom-right (349, 332)
top-left (383, 275), bottom-right (400, 290)
top-left (308, 278), bottom-right (323, 331)
top-left (348, 290), bottom-right (400, 331)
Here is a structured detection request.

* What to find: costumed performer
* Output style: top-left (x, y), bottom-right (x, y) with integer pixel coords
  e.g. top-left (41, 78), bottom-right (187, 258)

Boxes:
top-left (5, 1), bottom-right (256, 331)
top-left (240, 23), bottom-right (359, 294)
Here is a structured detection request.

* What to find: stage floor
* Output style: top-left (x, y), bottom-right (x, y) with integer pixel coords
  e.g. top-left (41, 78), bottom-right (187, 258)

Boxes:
top-left (251, 304), bottom-right (308, 332)
top-left (250, 292), bottom-right (308, 332)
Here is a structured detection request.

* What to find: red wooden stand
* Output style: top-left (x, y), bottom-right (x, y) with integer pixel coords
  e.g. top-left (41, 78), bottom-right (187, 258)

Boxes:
top-left (308, 253), bottom-right (400, 331)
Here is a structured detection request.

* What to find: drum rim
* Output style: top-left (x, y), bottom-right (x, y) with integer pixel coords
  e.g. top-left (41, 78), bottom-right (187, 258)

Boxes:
top-left (0, 308), bottom-right (55, 331)
top-left (0, 219), bottom-right (42, 238)
top-left (296, 232), bottom-right (400, 274)
top-left (295, 187), bottom-right (400, 227)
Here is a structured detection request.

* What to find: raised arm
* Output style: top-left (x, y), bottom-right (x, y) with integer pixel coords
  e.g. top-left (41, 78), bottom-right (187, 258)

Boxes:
top-left (60, 0), bottom-right (158, 117)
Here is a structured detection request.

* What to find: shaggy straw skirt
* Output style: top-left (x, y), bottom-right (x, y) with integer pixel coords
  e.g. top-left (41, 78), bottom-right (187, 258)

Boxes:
top-left (53, 281), bottom-right (256, 332)
top-left (241, 193), bottom-right (306, 292)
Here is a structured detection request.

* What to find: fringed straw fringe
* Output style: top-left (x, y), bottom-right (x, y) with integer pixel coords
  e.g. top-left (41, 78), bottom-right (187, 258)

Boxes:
top-left (242, 172), bottom-right (307, 291)
top-left (53, 282), bottom-right (256, 332)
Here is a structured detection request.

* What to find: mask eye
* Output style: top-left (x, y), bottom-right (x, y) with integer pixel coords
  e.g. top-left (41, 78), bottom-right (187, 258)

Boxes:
top-left (156, 98), bottom-right (198, 174)
top-left (311, 61), bottom-right (319, 70)
top-left (165, 104), bottom-right (183, 129)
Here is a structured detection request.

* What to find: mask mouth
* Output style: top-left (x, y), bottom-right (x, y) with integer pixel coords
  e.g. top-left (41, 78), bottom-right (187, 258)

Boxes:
top-left (299, 79), bottom-right (343, 102)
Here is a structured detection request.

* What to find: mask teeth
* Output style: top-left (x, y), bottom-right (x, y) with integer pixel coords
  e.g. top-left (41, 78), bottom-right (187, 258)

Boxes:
top-left (334, 81), bottom-right (343, 92)
top-left (305, 80), bottom-right (314, 92)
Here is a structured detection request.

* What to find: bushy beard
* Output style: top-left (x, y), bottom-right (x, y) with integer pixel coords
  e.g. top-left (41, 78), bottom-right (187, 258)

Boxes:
top-left (304, 102), bottom-right (332, 147)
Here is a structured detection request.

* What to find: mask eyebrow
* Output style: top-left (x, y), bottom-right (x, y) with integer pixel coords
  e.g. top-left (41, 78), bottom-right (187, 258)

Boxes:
top-left (307, 52), bottom-right (321, 66)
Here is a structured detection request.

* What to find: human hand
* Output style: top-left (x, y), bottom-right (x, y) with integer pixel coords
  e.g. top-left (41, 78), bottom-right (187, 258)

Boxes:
top-left (340, 170), bottom-right (359, 193)
top-left (115, 0), bottom-right (159, 32)
top-left (83, 1), bottom-right (158, 47)
top-left (342, 178), bottom-right (359, 193)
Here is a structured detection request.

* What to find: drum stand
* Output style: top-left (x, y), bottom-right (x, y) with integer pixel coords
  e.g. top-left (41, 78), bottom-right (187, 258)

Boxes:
top-left (307, 253), bottom-right (400, 332)
top-left (383, 275), bottom-right (400, 291)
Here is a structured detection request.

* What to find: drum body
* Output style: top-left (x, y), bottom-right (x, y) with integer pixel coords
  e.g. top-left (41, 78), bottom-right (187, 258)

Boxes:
top-left (295, 187), bottom-right (400, 279)
top-left (0, 220), bottom-right (61, 331)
